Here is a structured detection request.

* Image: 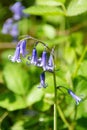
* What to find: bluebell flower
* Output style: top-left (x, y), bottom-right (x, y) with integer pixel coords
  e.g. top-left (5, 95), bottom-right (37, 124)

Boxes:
top-left (2, 18), bottom-right (13, 34)
top-left (46, 54), bottom-right (54, 72)
top-left (10, 2), bottom-right (28, 20)
top-left (68, 89), bottom-right (82, 105)
top-left (38, 72), bottom-right (47, 88)
top-left (2, 18), bottom-right (19, 42)
top-left (19, 40), bottom-right (27, 57)
top-left (8, 40), bottom-right (27, 62)
top-left (8, 44), bottom-right (21, 63)
top-left (30, 48), bottom-right (38, 65)
top-left (40, 51), bottom-right (47, 71)
top-left (9, 23), bottom-right (19, 42)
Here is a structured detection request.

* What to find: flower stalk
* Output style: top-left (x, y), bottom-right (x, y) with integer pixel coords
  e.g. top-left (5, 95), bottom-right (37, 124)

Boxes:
top-left (53, 56), bottom-right (58, 130)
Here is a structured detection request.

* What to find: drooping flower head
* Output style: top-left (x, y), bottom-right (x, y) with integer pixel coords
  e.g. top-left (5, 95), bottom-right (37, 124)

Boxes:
top-left (40, 50), bottom-right (47, 71)
top-left (8, 44), bottom-right (21, 63)
top-left (8, 40), bottom-right (27, 62)
top-left (30, 48), bottom-right (38, 65)
top-left (1, 18), bottom-right (19, 42)
top-left (2, 18), bottom-right (13, 34)
top-left (47, 54), bottom-right (54, 72)
top-left (9, 23), bottom-right (19, 41)
top-left (68, 89), bottom-right (82, 105)
top-left (19, 40), bottom-right (27, 57)
top-left (38, 72), bottom-right (47, 88)
top-left (10, 2), bottom-right (28, 20)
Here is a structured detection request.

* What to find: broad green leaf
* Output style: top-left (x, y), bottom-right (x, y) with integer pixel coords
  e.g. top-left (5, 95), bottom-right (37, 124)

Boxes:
top-left (76, 100), bottom-right (87, 119)
top-left (78, 60), bottom-right (87, 77)
top-left (67, 0), bottom-right (87, 16)
top-left (36, 24), bottom-right (56, 40)
top-left (26, 85), bottom-right (44, 106)
top-left (64, 47), bottom-right (76, 64)
top-left (76, 77), bottom-right (87, 96)
top-left (34, 100), bottom-right (51, 112)
top-left (23, 5), bottom-right (64, 16)
top-left (0, 91), bottom-right (27, 111)
top-left (3, 63), bottom-right (30, 95)
top-left (36, 0), bottom-right (64, 6)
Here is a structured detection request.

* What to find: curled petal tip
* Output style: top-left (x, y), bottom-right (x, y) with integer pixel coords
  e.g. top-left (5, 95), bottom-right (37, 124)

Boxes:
top-left (68, 89), bottom-right (82, 105)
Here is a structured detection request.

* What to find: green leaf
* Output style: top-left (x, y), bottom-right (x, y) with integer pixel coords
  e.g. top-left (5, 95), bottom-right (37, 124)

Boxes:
top-left (76, 77), bottom-right (87, 96)
top-left (23, 5), bottom-right (64, 16)
top-left (3, 63), bottom-right (30, 95)
top-left (0, 91), bottom-right (27, 111)
top-left (26, 85), bottom-right (44, 106)
top-left (78, 60), bottom-right (87, 77)
top-left (34, 100), bottom-right (51, 112)
top-left (36, 0), bottom-right (64, 6)
top-left (67, 0), bottom-right (87, 16)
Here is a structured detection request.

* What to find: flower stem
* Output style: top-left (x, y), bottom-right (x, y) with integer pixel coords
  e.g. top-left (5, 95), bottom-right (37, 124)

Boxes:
top-left (52, 55), bottom-right (57, 130)
top-left (53, 70), bottom-right (57, 130)
top-left (57, 105), bottom-right (72, 130)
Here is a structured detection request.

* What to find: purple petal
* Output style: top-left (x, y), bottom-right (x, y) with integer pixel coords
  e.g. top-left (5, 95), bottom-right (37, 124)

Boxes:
top-left (19, 40), bottom-right (27, 57)
top-left (40, 51), bottom-right (47, 71)
top-left (9, 24), bottom-right (19, 37)
top-left (68, 89), bottom-right (82, 105)
top-left (46, 54), bottom-right (54, 72)
top-left (30, 48), bottom-right (38, 65)
top-left (10, 2), bottom-right (28, 20)
top-left (2, 18), bottom-right (13, 34)
top-left (38, 72), bottom-right (47, 88)
top-left (8, 46), bottom-right (21, 63)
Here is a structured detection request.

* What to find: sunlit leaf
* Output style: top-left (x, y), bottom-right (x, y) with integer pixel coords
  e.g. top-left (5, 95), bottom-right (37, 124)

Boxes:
top-left (67, 0), bottom-right (87, 16)
top-left (3, 63), bottom-right (30, 95)
top-left (26, 85), bottom-right (44, 106)
top-left (23, 5), bottom-right (64, 16)
top-left (78, 60), bottom-right (87, 77)
top-left (36, 0), bottom-right (64, 6)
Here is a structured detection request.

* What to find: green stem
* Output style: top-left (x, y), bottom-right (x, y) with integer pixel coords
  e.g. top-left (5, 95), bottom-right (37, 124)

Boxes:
top-left (72, 46), bottom-right (87, 78)
top-left (53, 69), bottom-right (57, 130)
top-left (57, 105), bottom-right (73, 130)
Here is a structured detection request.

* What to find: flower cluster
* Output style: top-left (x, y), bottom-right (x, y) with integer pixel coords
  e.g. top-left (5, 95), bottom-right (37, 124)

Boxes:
top-left (9, 37), bottom-right (82, 104)
top-left (2, 2), bottom-right (28, 42)
top-left (9, 39), bottom-right (54, 88)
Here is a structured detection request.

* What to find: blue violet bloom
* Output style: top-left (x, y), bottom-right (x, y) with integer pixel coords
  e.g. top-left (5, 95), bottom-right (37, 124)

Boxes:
top-left (2, 18), bottom-right (19, 42)
top-left (8, 40), bottom-right (27, 62)
top-left (46, 54), bottom-right (54, 72)
top-left (8, 44), bottom-right (21, 63)
top-left (28, 48), bottom-right (38, 65)
top-left (38, 72), bottom-right (47, 88)
top-left (40, 50), bottom-right (47, 71)
top-left (19, 40), bottom-right (27, 57)
top-left (9, 23), bottom-right (19, 42)
top-left (2, 18), bottom-right (13, 34)
top-left (10, 2), bottom-right (28, 20)
top-left (68, 89), bottom-right (82, 105)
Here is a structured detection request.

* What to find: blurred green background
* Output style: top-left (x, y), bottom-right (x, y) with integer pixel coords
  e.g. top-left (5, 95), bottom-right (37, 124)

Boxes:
top-left (0, 0), bottom-right (87, 130)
